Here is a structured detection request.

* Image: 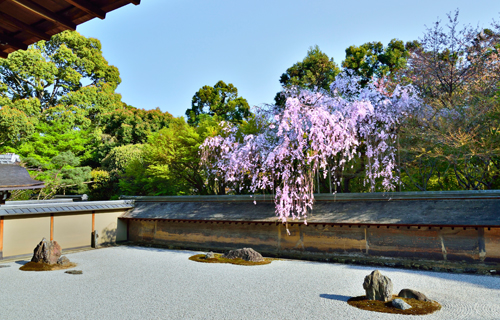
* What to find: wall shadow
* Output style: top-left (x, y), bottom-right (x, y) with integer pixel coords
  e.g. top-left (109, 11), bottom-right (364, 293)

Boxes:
top-left (319, 294), bottom-right (351, 302)
top-left (345, 264), bottom-right (500, 290)
top-left (120, 245), bottom-right (201, 255)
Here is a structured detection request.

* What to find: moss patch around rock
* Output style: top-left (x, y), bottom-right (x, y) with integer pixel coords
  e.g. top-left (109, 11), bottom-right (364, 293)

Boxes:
top-left (347, 295), bottom-right (441, 315)
top-left (19, 261), bottom-right (77, 272)
top-left (189, 253), bottom-right (272, 266)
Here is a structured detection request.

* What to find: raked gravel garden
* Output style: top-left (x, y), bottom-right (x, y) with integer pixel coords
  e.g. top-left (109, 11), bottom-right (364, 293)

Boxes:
top-left (1, 246), bottom-right (499, 320)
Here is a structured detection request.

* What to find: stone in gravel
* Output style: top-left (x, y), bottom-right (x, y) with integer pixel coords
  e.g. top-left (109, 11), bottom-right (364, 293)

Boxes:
top-left (398, 289), bottom-right (429, 302)
top-left (205, 252), bottom-right (215, 259)
top-left (222, 248), bottom-right (264, 262)
top-left (363, 270), bottom-right (393, 302)
top-left (57, 256), bottom-right (71, 267)
top-left (392, 298), bottom-right (412, 310)
top-left (31, 238), bottom-right (62, 265)
top-left (65, 270), bottom-right (82, 275)
top-left (0, 265), bottom-right (10, 268)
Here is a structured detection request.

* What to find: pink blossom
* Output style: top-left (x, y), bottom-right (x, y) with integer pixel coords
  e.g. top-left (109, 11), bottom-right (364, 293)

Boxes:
top-left (201, 71), bottom-right (420, 224)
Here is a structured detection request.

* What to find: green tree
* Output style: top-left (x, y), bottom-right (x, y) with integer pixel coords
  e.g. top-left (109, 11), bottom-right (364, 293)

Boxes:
top-left (145, 116), bottom-right (213, 194)
top-left (102, 105), bottom-right (173, 145)
top-left (342, 39), bottom-right (410, 86)
top-left (0, 30), bottom-right (120, 112)
top-left (0, 30), bottom-right (123, 158)
top-left (88, 144), bottom-right (144, 200)
top-left (86, 105), bottom-right (174, 169)
top-left (400, 11), bottom-right (500, 190)
top-left (275, 45), bottom-right (340, 105)
top-left (185, 80), bottom-right (251, 126)
top-left (0, 30), bottom-right (132, 199)
top-left (135, 115), bottom-right (224, 195)
top-left (0, 104), bottom-right (36, 147)
top-left (23, 151), bottom-right (91, 199)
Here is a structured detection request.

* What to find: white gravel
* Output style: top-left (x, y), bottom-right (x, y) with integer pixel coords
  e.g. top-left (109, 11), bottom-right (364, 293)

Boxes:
top-left (1, 246), bottom-right (499, 320)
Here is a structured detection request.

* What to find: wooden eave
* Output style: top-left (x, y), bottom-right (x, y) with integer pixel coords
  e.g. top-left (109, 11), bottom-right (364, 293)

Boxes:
top-left (0, 0), bottom-right (140, 58)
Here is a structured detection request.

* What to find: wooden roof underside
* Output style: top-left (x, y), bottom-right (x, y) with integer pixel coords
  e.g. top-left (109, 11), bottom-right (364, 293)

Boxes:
top-left (0, 0), bottom-right (140, 58)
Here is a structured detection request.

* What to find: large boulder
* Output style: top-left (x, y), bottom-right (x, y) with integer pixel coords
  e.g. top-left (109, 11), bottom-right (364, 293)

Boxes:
top-left (31, 238), bottom-right (62, 265)
top-left (222, 248), bottom-right (264, 262)
top-left (398, 289), bottom-right (430, 302)
top-left (363, 270), bottom-right (393, 302)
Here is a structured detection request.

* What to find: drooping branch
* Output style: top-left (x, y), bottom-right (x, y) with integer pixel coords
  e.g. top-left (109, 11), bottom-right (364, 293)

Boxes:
top-left (201, 71), bottom-right (420, 223)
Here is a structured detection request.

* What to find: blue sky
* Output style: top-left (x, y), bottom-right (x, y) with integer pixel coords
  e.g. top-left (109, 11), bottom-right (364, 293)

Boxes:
top-left (77, 0), bottom-right (499, 118)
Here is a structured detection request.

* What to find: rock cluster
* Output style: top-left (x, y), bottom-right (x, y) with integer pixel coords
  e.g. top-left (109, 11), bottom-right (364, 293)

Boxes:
top-left (222, 248), bottom-right (264, 262)
top-left (363, 270), bottom-right (393, 302)
top-left (31, 238), bottom-right (72, 266)
top-left (361, 270), bottom-right (434, 311)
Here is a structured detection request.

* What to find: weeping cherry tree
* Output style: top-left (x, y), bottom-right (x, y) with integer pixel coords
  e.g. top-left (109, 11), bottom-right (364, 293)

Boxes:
top-left (201, 71), bottom-right (420, 224)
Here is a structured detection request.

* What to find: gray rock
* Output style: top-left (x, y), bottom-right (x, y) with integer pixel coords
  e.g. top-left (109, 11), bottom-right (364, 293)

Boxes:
top-left (398, 288), bottom-right (430, 302)
top-left (31, 238), bottom-right (62, 265)
top-left (65, 270), bottom-right (82, 275)
top-left (222, 248), bottom-right (264, 262)
top-left (392, 298), bottom-right (412, 310)
top-left (205, 252), bottom-right (215, 259)
top-left (363, 270), bottom-right (393, 302)
top-left (57, 256), bottom-right (71, 267)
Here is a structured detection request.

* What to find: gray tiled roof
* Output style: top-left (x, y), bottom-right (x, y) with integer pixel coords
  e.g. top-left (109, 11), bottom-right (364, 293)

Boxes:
top-left (0, 164), bottom-right (45, 191)
top-left (0, 200), bottom-right (134, 216)
top-left (121, 191), bottom-right (500, 226)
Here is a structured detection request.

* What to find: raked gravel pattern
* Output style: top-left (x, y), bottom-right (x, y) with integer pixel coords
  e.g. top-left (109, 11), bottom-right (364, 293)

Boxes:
top-left (1, 246), bottom-right (499, 320)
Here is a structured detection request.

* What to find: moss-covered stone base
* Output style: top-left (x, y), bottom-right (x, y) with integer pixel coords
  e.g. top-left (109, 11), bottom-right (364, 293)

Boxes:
top-left (347, 295), bottom-right (441, 315)
top-left (19, 261), bottom-right (77, 271)
top-left (189, 253), bottom-right (272, 266)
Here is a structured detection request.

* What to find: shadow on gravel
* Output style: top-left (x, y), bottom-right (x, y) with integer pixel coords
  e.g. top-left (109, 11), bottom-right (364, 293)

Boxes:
top-left (15, 260), bottom-right (29, 265)
top-left (320, 294), bottom-right (351, 302)
top-left (345, 264), bottom-right (500, 290)
top-left (122, 245), bottom-right (204, 255)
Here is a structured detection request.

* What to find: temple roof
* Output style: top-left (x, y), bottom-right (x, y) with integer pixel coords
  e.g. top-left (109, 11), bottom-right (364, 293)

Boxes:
top-left (121, 191), bottom-right (500, 227)
top-left (0, 0), bottom-right (140, 58)
top-left (0, 164), bottom-right (45, 191)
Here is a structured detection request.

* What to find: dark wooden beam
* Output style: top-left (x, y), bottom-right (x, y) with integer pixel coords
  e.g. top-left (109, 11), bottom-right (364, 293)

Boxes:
top-left (0, 12), bottom-right (51, 41)
top-left (129, 0), bottom-right (141, 5)
top-left (63, 0), bottom-right (106, 19)
top-left (10, 0), bottom-right (77, 30)
top-left (0, 50), bottom-right (9, 59)
top-left (0, 33), bottom-right (28, 50)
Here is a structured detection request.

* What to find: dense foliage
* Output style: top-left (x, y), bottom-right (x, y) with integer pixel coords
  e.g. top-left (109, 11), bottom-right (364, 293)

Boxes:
top-left (185, 80), bottom-right (251, 126)
top-left (274, 45), bottom-right (340, 106)
top-left (399, 11), bottom-right (500, 191)
top-left (1, 11), bottom-right (499, 206)
top-left (0, 31), bottom-right (173, 199)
